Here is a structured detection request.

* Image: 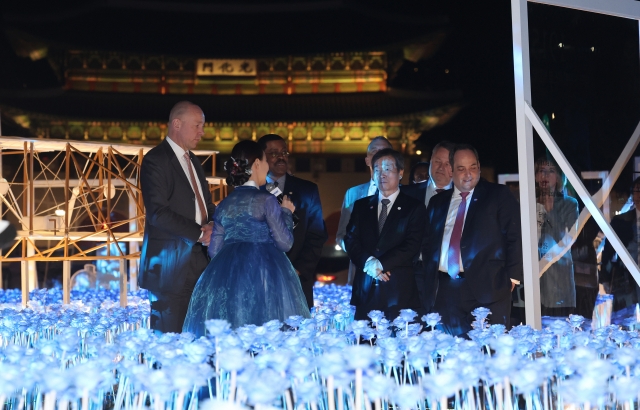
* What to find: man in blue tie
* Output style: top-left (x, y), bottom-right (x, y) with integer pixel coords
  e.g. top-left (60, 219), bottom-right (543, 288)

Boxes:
top-left (421, 144), bottom-right (522, 336)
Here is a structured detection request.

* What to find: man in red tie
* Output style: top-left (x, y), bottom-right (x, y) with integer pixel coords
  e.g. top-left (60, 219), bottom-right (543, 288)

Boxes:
top-left (421, 144), bottom-right (522, 336)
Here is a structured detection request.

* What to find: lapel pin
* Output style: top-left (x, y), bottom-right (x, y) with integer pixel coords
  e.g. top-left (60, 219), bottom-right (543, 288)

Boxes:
top-left (370, 206), bottom-right (374, 209)
top-left (397, 207), bottom-right (401, 210)
top-left (474, 198), bottom-right (478, 201)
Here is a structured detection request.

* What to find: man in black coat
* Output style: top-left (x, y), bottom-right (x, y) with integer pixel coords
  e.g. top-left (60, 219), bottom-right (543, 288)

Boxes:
top-left (258, 134), bottom-right (328, 308)
top-left (345, 148), bottom-right (426, 320)
top-left (421, 144), bottom-right (522, 336)
top-left (600, 177), bottom-right (640, 309)
top-left (401, 141), bottom-right (454, 205)
top-left (401, 140), bottom-right (454, 314)
top-left (139, 101), bottom-right (216, 333)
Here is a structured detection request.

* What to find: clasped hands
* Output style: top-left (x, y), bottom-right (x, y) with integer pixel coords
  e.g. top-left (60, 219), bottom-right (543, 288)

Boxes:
top-left (198, 221), bottom-right (214, 246)
top-left (364, 257), bottom-right (390, 282)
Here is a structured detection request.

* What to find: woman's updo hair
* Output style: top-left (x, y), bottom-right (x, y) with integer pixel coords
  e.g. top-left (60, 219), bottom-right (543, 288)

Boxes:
top-left (224, 140), bottom-right (264, 187)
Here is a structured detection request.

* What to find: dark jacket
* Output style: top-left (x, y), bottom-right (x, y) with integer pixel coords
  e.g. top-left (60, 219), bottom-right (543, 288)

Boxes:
top-left (422, 178), bottom-right (523, 307)
top-left (139, 139), bottom-right (215, 293)
top-left (400, 180), bottom-right (429, 203)
top-left (271, 174), bottom-right (328, 308)
top-left (345, 191), bottom-right (427, 320)
top-left (600, 209), bottom-right (636, 285)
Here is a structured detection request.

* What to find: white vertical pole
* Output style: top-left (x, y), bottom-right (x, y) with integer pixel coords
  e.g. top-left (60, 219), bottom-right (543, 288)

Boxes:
top-left (26, 242), bottom-right (37, 290)
top-left (128, 194), bottom-right (138, 291)
top-left (119, 259), bottom-right (127, 307)
top-left (512, 0), bottom-right (542, 328)
top-left (21, 258), bottom-right (28, 307)
top-left (63, 260), bottom-right (70, 304)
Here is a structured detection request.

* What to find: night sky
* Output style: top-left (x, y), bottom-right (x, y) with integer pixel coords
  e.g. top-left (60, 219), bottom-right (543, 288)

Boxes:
top-left (1, 0), bottom-right (639, 182)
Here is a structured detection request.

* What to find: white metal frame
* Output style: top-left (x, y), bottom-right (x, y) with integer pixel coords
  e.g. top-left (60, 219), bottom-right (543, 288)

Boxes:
top-left (498, 171), bottom-right (610, 222)
top-left (512, 0), bottom-right (640, 328)
top-left (498, 171), bottom-right (610, 278)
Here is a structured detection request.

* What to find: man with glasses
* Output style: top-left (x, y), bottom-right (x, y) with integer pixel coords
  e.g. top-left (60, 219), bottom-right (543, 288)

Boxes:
top-left (600, 177), bottom-right (640, 310)
top-left (336, 136), bottom-right (392, 284)
top-left (344, 148), bottom-right (426, 320)
top-left (257, 134), bottom-right (328, 308)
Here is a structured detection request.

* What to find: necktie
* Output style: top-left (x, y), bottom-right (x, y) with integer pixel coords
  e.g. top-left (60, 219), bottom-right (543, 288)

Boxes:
top-left (273, 181), bottom-right (279, 187)
top-left (379, 199), bottom-right (390, 233)
top-left (184, 152), bottom-right (208, 225)
top-left (436, 189), bottom-right (444, 194)
top-left (447, 192), bottom-right (469, 278)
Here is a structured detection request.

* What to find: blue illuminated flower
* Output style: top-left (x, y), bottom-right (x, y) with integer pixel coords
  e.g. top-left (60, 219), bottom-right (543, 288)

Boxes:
top-left (422, 313), bottom-right (441, 329)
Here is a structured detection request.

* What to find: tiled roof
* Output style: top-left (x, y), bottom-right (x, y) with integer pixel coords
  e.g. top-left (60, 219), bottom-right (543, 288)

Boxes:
top-left (0, 88), bottom-right (462, 122)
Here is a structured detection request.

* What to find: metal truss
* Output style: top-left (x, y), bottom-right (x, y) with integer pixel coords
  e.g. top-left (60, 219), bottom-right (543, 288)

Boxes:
top-left (0, 137), bottom-right (221, 307)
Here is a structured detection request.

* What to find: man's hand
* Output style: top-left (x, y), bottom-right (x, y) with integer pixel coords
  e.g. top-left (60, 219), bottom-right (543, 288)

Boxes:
top-left (198, 222), bottom-right (214, 246)
top-left (364, 257), bottom-right (384, 280)
top-left (376, 271), bottom-right (391, 282)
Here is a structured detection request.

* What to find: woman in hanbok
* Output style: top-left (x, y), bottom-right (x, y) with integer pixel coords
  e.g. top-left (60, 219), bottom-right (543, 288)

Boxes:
top-left (183, 140), bottom-right (310, 335)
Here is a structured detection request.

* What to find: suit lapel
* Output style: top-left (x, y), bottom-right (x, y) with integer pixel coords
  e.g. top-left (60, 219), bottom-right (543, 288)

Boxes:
top-left (367, 195), bottom-right (380, 241)
top-left (434, 190), bottom-right (453, 242)
top-left (377, 192), bottom-right (408, 244)
top-left (164, 140), bottom-right (192, 189)
top-left (462, 179), bottom-right (486, 236)
top-left (189, 151), bottom-right (208, 194)
top-left (282, 174), bottom-right (298, 205)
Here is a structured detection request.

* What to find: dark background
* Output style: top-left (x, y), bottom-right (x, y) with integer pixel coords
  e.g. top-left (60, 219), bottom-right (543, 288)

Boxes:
top-left (1, 1), bottom-right (639, 178)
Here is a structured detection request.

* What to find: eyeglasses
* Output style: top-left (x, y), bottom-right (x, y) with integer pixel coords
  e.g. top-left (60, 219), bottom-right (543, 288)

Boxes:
top-left (267, 151), bottom-right (290, 158)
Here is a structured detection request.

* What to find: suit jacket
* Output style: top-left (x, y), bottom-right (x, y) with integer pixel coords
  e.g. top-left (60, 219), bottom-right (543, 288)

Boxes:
top-left (422, 178), bottom-right (523, 307)
top-left (345, 191), bottom-right (427, 319)
top-left (336, 181), bottom-right (372, 284)
top-left (268, 174), bottom-right (328, 307)
top-left (139, 138), bottom-right (216, 293)
top-left (400, 180), bottom-right (429, 203)
top-left (600, 209), bottom-right (636, 284)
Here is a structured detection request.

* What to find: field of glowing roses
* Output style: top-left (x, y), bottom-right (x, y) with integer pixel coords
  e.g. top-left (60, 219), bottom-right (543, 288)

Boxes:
top-left (1, 285), bottom-right (640, 410)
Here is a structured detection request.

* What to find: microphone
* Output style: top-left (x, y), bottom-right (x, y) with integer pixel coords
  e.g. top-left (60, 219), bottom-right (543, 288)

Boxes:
top-left (266, 183), bottom-right (300, 228)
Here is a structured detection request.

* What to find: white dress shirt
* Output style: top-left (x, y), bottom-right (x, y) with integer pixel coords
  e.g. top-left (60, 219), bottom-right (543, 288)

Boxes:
top-left (166, 136), bottom-right (208, 225)
top-left (438, 187), bottom-right (474, 272)
top-left (377, 188), bottom-right (400, 218)
top-left (425, 179), bottom-right (452, 207)
top-left (266, 173), bottom-right (287, 189)
top-left (364, 188), bottom-right (401, 276)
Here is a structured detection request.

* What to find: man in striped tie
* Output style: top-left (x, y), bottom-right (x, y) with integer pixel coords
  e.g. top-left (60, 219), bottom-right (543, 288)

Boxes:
top-left (344, 149), bottom-right (427, 320)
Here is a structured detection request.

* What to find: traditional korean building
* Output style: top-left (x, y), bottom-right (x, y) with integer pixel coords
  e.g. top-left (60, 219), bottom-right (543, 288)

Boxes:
top-left (0, 1), bottom-right (463, 235)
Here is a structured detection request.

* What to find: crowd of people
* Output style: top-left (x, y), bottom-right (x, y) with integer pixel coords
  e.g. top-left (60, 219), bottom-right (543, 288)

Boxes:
top-left (138, 101), bottom-right (639, 337)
